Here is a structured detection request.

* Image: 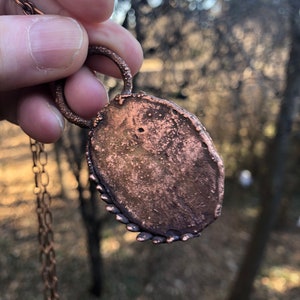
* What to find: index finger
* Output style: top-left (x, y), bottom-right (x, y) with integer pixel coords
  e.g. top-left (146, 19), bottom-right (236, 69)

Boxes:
top-left (4, 0), bottom-right (115, 23)
top-left (56, 0), bottom-right (115, 22)
top-left (85, 20), bottom-right (144, 79)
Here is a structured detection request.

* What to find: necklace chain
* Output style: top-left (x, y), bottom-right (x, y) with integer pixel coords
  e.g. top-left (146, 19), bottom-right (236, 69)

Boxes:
top-left (30, 139), bottom-right (59, 300)
top-left (14, 0), bottom-right (44, 15)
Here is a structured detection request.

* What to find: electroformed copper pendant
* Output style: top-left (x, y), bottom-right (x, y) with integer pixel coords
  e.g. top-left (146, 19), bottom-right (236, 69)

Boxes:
top-left (55, 46), bottom-right (224, 244)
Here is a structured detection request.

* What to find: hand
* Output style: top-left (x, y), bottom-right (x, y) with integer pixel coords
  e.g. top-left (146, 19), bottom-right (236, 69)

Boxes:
top-left (0, 0), bottom-right (143, 142)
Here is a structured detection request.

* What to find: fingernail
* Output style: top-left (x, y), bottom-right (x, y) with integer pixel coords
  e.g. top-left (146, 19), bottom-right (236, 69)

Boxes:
top-left (29, 17), bottom-right (84, 69)
top-left (48, 103), bottom-right (65, 133)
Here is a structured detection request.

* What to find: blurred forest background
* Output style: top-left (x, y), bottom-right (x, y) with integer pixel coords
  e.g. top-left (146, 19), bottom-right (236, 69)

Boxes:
top-left (0, 0), bottom-right (300, 299)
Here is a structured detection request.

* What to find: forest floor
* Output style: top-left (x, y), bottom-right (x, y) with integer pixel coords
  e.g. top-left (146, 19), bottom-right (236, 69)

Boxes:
top-left (0, 121), bottom-right (299, 300)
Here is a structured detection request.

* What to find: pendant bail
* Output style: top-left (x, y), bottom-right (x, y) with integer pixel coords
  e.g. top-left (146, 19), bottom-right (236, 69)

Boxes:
top-left (55, 46), bottom-right (133, 128)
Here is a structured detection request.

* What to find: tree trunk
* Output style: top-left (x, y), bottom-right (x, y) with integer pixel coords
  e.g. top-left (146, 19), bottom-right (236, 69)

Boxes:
top-left (61, 127), bottom-right (104, 297)
top-left (79, 184), bottom-right (103, 297)
top-left (227, 1), bottom-right (300, 299)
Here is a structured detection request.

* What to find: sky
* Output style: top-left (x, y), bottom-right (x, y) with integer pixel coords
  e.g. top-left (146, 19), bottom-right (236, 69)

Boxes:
top-left (111, 0), bottom-right (222, 24)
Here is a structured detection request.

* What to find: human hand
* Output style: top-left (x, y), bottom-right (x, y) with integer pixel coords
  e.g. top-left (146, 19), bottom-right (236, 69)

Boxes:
top-left (0, 0), bottom-right (143, 142)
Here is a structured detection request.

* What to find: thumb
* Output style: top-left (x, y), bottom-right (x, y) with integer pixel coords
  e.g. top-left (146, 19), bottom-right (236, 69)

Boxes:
top-left (0, 15), bottom-right (88, 91)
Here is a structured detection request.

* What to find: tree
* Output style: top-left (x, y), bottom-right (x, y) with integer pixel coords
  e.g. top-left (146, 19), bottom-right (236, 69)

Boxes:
top-left (55, 126), bottom-right (104, 297)
top-left (228, 0), bottom-right (300, 298)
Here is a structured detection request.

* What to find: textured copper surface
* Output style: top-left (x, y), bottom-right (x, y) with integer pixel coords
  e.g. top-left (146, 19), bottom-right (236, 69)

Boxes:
top-left (87, 92), bottom-right (224, 242)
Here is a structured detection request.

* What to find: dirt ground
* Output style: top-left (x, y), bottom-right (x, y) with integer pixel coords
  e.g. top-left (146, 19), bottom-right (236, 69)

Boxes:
top-left (0, 121), bottom-right (299, 300)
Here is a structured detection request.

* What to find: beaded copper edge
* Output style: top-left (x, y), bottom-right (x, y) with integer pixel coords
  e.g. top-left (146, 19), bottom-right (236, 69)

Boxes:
top-left (87, 159), bottom-right (203, 244)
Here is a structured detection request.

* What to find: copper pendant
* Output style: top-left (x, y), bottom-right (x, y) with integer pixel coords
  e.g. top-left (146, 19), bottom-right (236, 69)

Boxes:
top-left (55, 46), bottom-right (224, 244)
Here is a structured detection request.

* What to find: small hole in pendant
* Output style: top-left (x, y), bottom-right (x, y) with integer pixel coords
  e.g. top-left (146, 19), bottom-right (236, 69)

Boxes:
top-left (202, 142), bottom-right (208, 149)
top-left (138, 127), bottom-right (145, 133)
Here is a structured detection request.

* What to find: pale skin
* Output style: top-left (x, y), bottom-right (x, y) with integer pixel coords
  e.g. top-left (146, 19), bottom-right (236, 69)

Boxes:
top-left (0, 0), bottom-right (143, 143)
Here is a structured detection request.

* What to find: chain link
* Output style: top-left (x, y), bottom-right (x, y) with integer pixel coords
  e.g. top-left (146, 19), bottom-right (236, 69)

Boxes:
top-left (30, 139), bottom-right (59, 300)
top-left (14, 0), bottom-right (44, 15)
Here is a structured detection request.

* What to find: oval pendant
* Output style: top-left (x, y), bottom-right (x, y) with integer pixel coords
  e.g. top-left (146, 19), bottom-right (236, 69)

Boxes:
top-left (87, 92), bottom-right (224, 243)
top-left (55, 46), bottom-right (224, 244)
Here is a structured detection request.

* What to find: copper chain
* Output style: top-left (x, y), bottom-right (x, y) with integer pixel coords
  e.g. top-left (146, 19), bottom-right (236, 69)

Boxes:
top-left (14, 0), bottom-right (44, 15)
top-left (15, 0), bottom-right (59, 298)
top-left (30, 139), bottom-right (59, 300)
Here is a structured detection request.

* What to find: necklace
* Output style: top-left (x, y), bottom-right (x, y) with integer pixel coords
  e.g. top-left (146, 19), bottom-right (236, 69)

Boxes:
top-left (14, 1), bottom-right (224, 299)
